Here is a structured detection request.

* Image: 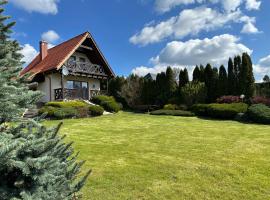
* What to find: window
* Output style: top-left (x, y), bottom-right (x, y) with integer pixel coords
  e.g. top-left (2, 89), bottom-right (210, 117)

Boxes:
top-left (67, 81), bottom-right (74, 89)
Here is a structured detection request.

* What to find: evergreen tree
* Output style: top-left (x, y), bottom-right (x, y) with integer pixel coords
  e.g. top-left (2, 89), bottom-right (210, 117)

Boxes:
top-left (156, 72), bottom-right (167, 104)
top-left (165, 66), bottom-right (177, 95)
top-left (227, 58), bottom-right (236, 95)
top-left (234, 55), bottom-right (242, 94)
top-left (193, 65), bottom-right (200, 82)
top-left (0, 1), bottom-right (41, 124)
top-left (141, 79), bottom-right (157, 105)
top-left (199, 65), bottom-right (205, 82)
top-left (212, 67), bottom-right (219, 101)
top-left (179, 68), bottom-right (189, 88)
top-left (0, 1), bottom-right (90, 198)
top-left (204, 64), bottom-right (215, 102)
top-left (241, 53), bottom-right (255, 98)
top-left (218, 65), bottom-right (228, 97)
top-left (263, 75), bottom-right (270, 83)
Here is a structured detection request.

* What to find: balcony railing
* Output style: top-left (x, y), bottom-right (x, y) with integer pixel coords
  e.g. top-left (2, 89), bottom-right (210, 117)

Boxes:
top-left (54, 88), bottom-right (108, 101)
top-left (66, 61), bottom-right (107, 77)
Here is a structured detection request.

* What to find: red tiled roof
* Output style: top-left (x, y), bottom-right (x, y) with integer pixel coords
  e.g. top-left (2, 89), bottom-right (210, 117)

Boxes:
top-left (20, 32), bottom-right (115, 78)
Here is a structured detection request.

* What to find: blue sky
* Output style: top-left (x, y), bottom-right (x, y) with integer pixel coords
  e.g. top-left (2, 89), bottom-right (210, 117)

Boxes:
top-left (5, 0), bottom-right (270, 81)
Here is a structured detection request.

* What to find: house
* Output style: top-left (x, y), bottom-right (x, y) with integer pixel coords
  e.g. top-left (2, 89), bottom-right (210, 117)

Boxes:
top-left (144, 73), bottom-right (157, 81)
top-left (21, 32), bottom-right (115, 103)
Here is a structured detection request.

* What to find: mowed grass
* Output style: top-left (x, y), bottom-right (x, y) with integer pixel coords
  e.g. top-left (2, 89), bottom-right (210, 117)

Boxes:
top-left (45, 112), bottom-right (270, 200)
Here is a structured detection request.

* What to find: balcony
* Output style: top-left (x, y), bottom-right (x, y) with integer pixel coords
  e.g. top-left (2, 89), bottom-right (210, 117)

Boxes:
top-left (66, 61), bottom-right (108, 77)
top-left (54, 88), bottom-right (107, 101)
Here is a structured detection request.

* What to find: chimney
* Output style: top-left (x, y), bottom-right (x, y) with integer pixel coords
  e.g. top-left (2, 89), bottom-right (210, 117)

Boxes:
top-left (40, 41), bottom-right (48, 60)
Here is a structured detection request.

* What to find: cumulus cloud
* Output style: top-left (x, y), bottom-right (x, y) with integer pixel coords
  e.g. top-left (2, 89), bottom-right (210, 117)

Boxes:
top-left (154, 0), bottom-right (261, 13)
top-left (41, 30), bottom-right (60, 43)
top-left (132, 34), bottom-right (252, 76)
top-left (9, 0), bottom-right (59, 15)
top-left (19, 44), bottom-right (38, 65)
top-left (254, 55), bottom-right (270, 80)
top-left (130, 7), bottom-right (258, 46)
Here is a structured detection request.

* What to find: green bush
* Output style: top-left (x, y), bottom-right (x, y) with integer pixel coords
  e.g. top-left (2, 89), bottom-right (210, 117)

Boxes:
top-left (191, 103), bottom-right (248, 119)
top-left (91, 95), bottom-right (115, 105)
top-left (247, 104), bottom-right (270, 124)
top-left (163, 104), bottom-right (178, 110)
top-left (38, 106), bottom-right (58, 117)
top-left (100, 101), bottom-right (121, 113)
top-left (150, 109), bottom-right (195, 117)
top-left (53, 107), bottom-right (78, 119)
top-left (89, 105), bottom-right (104, 116)
top-left (91, 95), bottom-right (121, 113)
top-left (46, 100), bottom-right (87, 108)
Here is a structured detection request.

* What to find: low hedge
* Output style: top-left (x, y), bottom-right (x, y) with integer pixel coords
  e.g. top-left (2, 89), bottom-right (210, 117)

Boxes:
top-left (46, 100), bottom-right (87, 108)
top-left (89, 105), bottom-right (104, 116)
top-left (150, 109), bottom-right (195, 117)
top-left (191, 103), bottom-right (248, 119)
top-left (39, 100), bottom-right (104, 119)
top-left (91, 95), bottom-right (121, 113)
top-left (39, 106), bottom-right (78, 119)
top-left (247, 104), bottom-right (270, 124)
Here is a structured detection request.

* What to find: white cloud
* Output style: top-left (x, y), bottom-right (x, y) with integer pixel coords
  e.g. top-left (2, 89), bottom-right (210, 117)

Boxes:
top-left (20, 44), bottom-right (38, 65)
top-left (154, 0), bottom-right (261, 13)
top-left (132, 34), bottom-right (252, 76)
top-left (130, 7), bottom-right (258, 46)
top-left (254, 55), bottom-right (270, 80)
top-left (9, 0), bottom-right (59, 15)
top-left (245, 0), bottom-right (261, 10)
top-left (41, 30), bottom-right (60, 43)
top-left (240, 16), bottom-right (260, 34)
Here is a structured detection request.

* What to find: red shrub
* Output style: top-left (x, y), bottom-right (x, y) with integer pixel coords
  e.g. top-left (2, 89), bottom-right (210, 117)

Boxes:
top-left (217, 96), bottom-right (241, 104)
top-left (251, 96), bottom-right (270, 106)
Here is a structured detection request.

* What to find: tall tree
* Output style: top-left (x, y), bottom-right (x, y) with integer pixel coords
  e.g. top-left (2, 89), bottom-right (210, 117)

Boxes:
top-left (193, 65), bottom-right (200, 82)
top-left (199, 65), bottom-right (205, 82)
top-left (218, 65), bottom-right (228, 97)
top-left (156, 71), bottom-right (167, 104)
top-left (179, 68), bottom-right (189, 88)
top-left (234, 55), bottom-right (242, 94)
top-left (165, 66), bottom-right (177, 95)
top-left (204, 63), bottom-right (215, 102)
top-left (0, 1), bottom-right (41, 123)
top-left (0, 2), bottom-right (90, 198)
top-left (227, 58), bottom-right (236, 95)
top-left (241, 53), bottom-right (255, 98)
top-left (263, 75), bottom-right (270, 83)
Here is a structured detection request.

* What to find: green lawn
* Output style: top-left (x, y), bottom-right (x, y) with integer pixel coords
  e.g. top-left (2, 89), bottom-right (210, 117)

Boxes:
top-left (45, 112), bottom-right (270, 200)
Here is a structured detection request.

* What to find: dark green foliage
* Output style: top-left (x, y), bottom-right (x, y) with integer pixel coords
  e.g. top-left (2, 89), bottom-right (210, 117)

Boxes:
top-left (199, 65), bottom-right (205, 82)
top-left (227, 58), bottom-right (236, 95)
top-left (218, 65), bottom-right (228, 97)
top-left (91, 95), bottom-right (121, 113)
top-left (150, 109), bottom-right (195, 117)
top-left (108, 76), bottom-right (126, 97)
top-left (163, 104), bottom-right (178, 110)
top-left (179, 68), bottom-right (189, 88)
top-left (234, 55), bottom-right (241, 94)
top-left (263, 75), bottom-right (270, 83)
top-left (247, 104), bottom-right (270, 124)
top-left (241, 53), bottom-right (255, 98)
top-left (141, 79), bottom-right (157, 105)
top-left (88, 105), bottom-right (104, 116)
top-left (180, 82), bottom-right (207, 107)
top-left (165, 67), bottom-right (177, 95)
top-left (0, 1), bottom-right (42, 123)
top-left (204, 64), bottom-right (216, 102)
top-left (193, 65), bottom-right (200, 82)
top-left (0, 121), bottom-right (90, 199)
top-left (192, 103), bottom-right (248, 119)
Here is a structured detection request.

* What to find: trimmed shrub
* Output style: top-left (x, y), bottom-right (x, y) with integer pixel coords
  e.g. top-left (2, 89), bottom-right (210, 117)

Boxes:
top-left (89, 105), bottom-right (104, 116)
top-left (250, 96), bottom-right (270, 106)
top-left (191, 103), bottom-right (248, 119)
top-left (163, 104), bottom-right (178, 110)
top-left (39, 106), bottom-right (58, 118)
top-left (217, 96), bottom-right (241, 104)
top-left (91, 95), bottom-right (121, 113)
top-left (247, 104), bottom-right (270, 124)
top-left (100, 101), bottom-right (121, 113)
top-left (150, 109), bottom-right (195, 117)
top-left (91, 95), bottom-right (115, 105)
top-left (46, 100), bottom-right (87, 108)
top-left (53, 107), bottom-right (78, 119)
